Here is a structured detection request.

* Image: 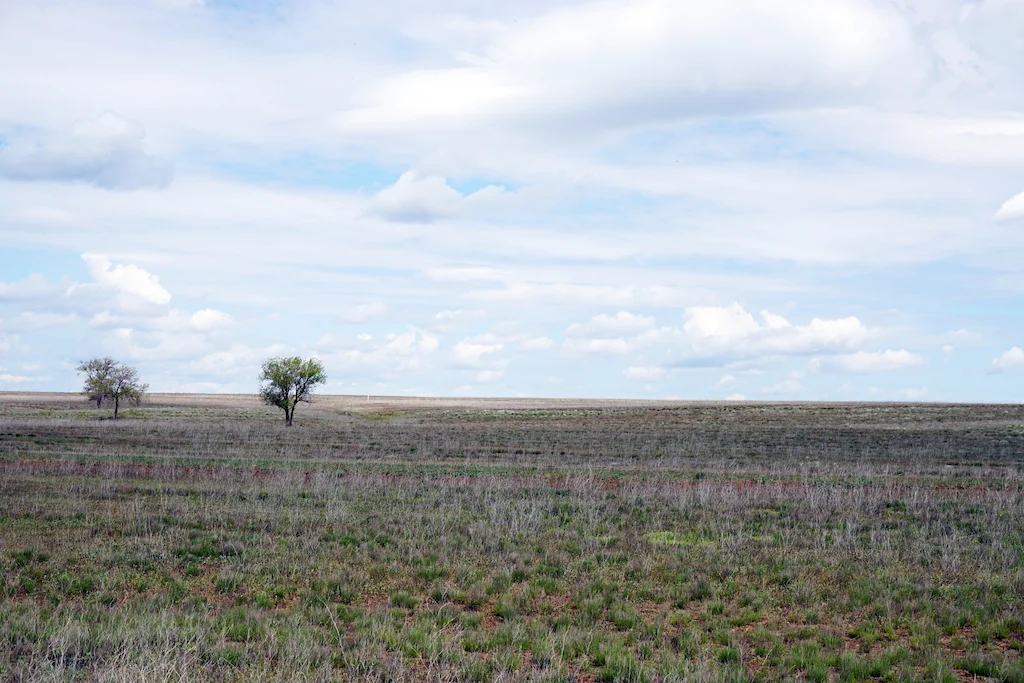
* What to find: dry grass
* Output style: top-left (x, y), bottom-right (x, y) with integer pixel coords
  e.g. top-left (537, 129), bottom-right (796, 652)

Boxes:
top-left (0, 393), bottom-right (1022, 681)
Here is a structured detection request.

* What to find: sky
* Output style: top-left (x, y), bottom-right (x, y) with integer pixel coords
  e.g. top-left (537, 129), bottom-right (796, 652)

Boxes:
top-left (1, 0), bottom-right (1024, 401)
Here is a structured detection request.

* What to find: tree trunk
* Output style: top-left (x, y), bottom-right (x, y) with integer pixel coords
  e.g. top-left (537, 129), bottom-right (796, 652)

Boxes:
top-left (114, 395), bottom-right (120, 420)
top-left (285, 407), bottom-right (293, 426)
top-left (95, 397), bottom-right (102, 408)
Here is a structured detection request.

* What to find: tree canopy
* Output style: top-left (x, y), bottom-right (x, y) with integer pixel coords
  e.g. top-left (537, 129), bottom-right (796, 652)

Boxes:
top-left (77, 357), bottom-right (148, 419)
top-left (258, 356), bottom-right (327, 426)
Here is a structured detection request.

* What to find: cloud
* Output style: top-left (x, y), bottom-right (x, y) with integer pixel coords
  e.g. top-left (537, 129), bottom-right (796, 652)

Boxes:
top-left (562, 337), bottom-right (631, 355)
top-left (714, 374), bottom-right (737, 389)
top-left (762, 378), bottom-right (803, 394)
top-left (450, 335), bottom-right (505, 367)
top-left (426, 268), bottom-right (502, 283)
top-left (623, 365), bottom-right (664, 380)
top-left (0, 372), bottom-right (45, 383)
top-left (370, 171), bottom-right (508, 222)
top-left (467, 282), bottom-right (690, 307)
top-left (189, 308), bottom-right (232, 331)
top-left (521, 336), bottom-right (553, 351)
top-left (994, 191), bottom-right (1024, 221)
top-left (677, 303), bottom-right (869, 361)
top-left (10, 312), bottom-right (77, 329)
top-left (340, 301), bottom-right (388, 324)
top-left (567, 311), bottom-right (656, 338)
top-left (0, 111), bottom-right (172, 190)
top-left (339, 0), bottom-right (921, 135)
top-left (816, 349), bottom-right (926, 373)
top-left (561, 303), bottom-right (871, 365)
top-left (371, 172), bottom-right (464, 222)
top-left (81, 253), bottom-right (172, 305)
top-left (991, 346), bottom-right (1024, 372)
top-left (0, 274), bottom-right (66, 303)
top-left (321, 330), bottom-right (440, 375)
top-left (475, 369), bottom-right (504, 383)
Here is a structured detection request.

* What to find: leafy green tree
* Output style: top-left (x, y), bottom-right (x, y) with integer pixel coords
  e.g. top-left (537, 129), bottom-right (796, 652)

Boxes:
top-left (76, 357), bottom-right (148, 419)
top-left (258, 356), bottom-right (327, 426)
top-left (77, 356), bottom-right (116, 408)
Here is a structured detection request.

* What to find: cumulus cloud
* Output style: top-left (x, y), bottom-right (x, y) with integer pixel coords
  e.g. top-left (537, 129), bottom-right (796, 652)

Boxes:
top-left (991, 346), bottom-right (1024, 372)
top-left (81, 253), bottom-right (172, 305)
top-left (0, 111), bottom-right (172, 190)
top-left (562, 303), bottom-right (871, 366)
top-left (994, 191), bottom-right (1024, 221)
top-left (340, 301), bottom-right (388, 324)
top-left (372, 172), bottom-right (463, 222)
top-left (815, 349), bottom-right (926, 373)
top-left (681, 303), bottom-right (868, 359)
top-left (371, 171), bottom-right (509, 222)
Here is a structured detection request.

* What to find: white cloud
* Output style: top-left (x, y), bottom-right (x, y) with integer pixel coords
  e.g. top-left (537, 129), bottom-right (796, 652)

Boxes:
top-left (450, 336), bottom-right (505, 367)
top-left (81, 253), bottom-right (171, 305)
top-left (762, 379), bottom-right (803, 394)
top-left (428, 308), bottom-right (487, 332)
top-left (714, 374), bottom-right (737, 389)
top-left (567, 311), bottom-right (656, 338)
top-left (340, 301), bottom-right (388, 324)
top-left (899, 386), bottom-right (928, 399)
top-left (189, 308), bottom-right (232, 331)
top-left (372, 171), bottom-right (463, 222)
top-left (994, 191), bottom-right (1024, 221)
top-left (0, 372), bottom-right (45, 383)
top-left (339, 0), bottom-right (921, 135)
top-left (677, 303), bottom-right (869, 363)
top-left (188, 343), bottom-right (287, 377)
top-left (822, 349), bottom-right (926, 373)
top-left (0, 112), bottom-right (172, 190)
top-left (323, 330), bottom-right (440, 375)
top-left (623, 365), bottom-right (664, 380)
top-left (426, 268), bottom-right (502, 283)
top-left (475, 369), bottom-right (504, 383)
top-left (468, 283), bottom-right (689, 307)
top-left (0, 274), bottom-right (66, 303)
top-left (991, 346), bottom-right (1024, 372)
top-left (11, 312), bottom-right (77, 329)
top-left (562, 337), bottom-right (631, 355)
top-left (521, 336), bottom-right (553, 351)
top-left (371, 171), bottom-right (508, 222)
top-left (942, 328), bottom-right (981, 346)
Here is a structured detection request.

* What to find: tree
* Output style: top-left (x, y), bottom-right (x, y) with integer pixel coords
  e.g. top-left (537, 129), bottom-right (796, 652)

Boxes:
top-left (76, 357), bottom-right (148, 419)
top-left (258, 356), bottom-right (327, 426)
top-left (77, 356), bottom-right (116, 408)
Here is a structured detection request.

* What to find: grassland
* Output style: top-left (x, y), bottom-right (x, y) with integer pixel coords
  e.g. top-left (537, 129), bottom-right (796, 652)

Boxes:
top-left (0, 392), bottom-right (1022, 681)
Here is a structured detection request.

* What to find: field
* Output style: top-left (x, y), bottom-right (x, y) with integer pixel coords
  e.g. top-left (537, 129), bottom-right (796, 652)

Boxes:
top-left (1, 392), bottom-right (1023, 682)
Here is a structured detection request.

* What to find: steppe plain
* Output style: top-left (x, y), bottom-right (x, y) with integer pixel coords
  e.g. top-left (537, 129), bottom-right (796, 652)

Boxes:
top-left (1, 392), bottom-right (1022, 681)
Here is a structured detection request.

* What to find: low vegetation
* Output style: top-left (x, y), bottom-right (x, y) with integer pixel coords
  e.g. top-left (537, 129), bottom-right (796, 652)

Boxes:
top-left (0, 394), bottom-right (1022, 681)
